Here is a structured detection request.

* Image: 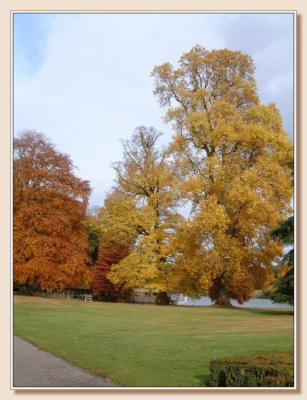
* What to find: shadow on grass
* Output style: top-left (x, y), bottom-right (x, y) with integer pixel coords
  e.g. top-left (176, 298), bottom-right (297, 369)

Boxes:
top-left (236, 308), bottom-right (294, 317)
top-left (195, 373), bottom-right (211, 387)
top-left (200, 304), bottom-right (293, 317)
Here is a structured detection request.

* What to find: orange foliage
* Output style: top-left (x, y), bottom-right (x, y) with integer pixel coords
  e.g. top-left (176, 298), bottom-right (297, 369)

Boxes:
top-left (91, 245), bottom-right (129, 298)
top-left (14, 131), bottom-right (92, 292)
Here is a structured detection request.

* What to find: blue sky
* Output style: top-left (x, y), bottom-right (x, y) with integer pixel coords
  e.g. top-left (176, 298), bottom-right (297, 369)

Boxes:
top-left (14, 13), bottom-right (295, 208)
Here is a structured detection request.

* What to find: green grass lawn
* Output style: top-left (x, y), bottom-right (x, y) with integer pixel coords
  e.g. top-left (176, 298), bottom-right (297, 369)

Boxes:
top-left (14, 295), bottom-right (294, 387)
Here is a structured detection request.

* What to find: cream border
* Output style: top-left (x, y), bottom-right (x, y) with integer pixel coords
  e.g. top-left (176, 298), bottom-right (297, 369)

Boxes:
top-left (0, 1), bottom-right (304, 399)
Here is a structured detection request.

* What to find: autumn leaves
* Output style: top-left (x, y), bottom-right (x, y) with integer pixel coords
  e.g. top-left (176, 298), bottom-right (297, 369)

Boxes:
top-left (103, 127), bottom-right (181, 294)
top-left (14, 46), bottom-right (293, 304)
top-left (14, 132), bottom-right (92, 292)
top-left (150, 46), bottom-right (293, 305)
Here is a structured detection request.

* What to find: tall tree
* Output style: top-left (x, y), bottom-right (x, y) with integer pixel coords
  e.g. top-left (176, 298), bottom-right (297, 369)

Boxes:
top-left (105, 127), bottom-right (182, 295)
top-left (152, 46), bottom-right (293, 305)
top-left (14, 131), bottom-right (92, 292)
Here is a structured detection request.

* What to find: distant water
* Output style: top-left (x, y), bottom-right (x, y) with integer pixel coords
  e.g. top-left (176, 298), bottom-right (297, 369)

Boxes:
top-left (174, 296), bottom-right (293, 310)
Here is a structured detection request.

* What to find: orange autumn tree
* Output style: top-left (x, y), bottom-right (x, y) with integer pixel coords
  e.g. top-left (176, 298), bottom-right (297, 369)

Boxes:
top-left (152, 46), bottom-right (293, 305)
top-left (14, 131), bottom-right (92, 292)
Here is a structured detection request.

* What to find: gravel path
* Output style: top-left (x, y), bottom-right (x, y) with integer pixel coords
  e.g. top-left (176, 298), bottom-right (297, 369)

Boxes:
top-left (13, 336), bottom-right (118, 387)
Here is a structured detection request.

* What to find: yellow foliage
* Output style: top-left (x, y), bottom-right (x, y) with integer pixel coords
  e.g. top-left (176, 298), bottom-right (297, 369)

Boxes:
top-left (152, 46), bottom-right (293, 302)
top-left (100, 127), bottom-right (182, 292)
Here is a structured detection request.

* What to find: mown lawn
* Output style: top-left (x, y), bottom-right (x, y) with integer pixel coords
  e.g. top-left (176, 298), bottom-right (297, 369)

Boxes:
top-left (14, 295), bottom-right (294, 387)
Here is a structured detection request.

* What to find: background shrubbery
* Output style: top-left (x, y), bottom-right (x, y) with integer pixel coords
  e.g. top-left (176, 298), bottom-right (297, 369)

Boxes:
top-left (209, 352), bottom-right (294, 387)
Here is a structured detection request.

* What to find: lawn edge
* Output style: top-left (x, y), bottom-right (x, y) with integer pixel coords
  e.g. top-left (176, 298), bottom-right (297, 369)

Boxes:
top-left (13, 334), bottom-right (120, 387)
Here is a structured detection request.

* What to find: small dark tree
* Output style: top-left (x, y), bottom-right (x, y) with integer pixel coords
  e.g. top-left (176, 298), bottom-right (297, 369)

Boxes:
top-left (84, 215), bottom-right (102, 264)
top-left (270, 216), bottom-right (294, 305)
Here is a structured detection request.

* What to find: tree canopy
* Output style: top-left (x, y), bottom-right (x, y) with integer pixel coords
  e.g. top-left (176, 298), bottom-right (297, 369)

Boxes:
top-left (14, 46), bottom-right (294, 306)
top-left (104, 127), bottom-right (182, 293)
top-left (151, 46), bottom-right (293, 305)
top-left (14, 131), bottom-right (92, 292)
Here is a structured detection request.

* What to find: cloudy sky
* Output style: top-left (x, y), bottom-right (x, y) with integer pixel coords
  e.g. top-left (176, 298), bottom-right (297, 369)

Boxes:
top-left (14, 13), bottom-right (294, 208)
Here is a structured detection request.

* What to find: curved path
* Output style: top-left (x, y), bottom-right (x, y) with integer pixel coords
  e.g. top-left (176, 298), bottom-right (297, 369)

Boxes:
top-left (13, 336), bottom-right (118, 387)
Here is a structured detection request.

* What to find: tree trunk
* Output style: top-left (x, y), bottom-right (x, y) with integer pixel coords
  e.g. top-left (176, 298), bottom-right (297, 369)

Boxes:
top-left (214, 290), bottom-right (232, 307)
top-left (209, 277), bottom-right (232, 307)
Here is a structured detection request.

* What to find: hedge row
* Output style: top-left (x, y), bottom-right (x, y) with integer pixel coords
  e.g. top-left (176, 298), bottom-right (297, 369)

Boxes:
top-left (209, 352), bottom-right (294, 387)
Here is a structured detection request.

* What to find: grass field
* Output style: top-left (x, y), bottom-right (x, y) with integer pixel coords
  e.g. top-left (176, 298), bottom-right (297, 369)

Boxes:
top-left (14, 295), bottom-right (294, 387)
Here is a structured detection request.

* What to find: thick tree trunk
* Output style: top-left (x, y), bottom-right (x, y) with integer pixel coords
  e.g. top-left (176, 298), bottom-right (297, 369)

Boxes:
top-left (209, 276), bottom-right (233, 307)
top-left (214, 290), bottom-right (232, 307)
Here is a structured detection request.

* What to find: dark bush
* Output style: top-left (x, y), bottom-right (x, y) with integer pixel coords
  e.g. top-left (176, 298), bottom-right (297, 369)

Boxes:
top-left (209, 352), bottom-right (294, 387)
top-left (155, 291), bottom-right (171, 305)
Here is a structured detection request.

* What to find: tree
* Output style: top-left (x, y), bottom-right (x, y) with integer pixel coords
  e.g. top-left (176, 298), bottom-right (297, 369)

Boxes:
top-left (98, 189), bottom-right (138, 250)
top-left (84, 214), bottom-right (102, 264)
top-left (14, 131), bottom-right (92, 292)
top-left (105, 127), bottom-right (182, 296)
top-left (152, 46), bottom-right (293, 305)
top-left (91, 244), bottom-right (130, 300)
top-left (270, 216), bottom-right (294, 305)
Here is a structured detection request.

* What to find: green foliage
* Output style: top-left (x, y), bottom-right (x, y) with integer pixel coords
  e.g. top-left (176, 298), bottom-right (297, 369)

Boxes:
top-left (270, 216), bottom-right (294, 305)
top-left (271, 216), bottom-right (294, 246)
top-left (209, 352), bottom-right (294, 387)
top-left (84, 215), bottom-right (103, 264)
top-left (271, 261), bottom-right (294, 305)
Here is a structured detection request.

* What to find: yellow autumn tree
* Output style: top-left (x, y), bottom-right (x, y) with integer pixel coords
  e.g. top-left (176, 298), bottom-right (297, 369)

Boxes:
top-left (105, 127), bottom-right (182, 296)
top-left (152, 46), bottom-right (293, 305)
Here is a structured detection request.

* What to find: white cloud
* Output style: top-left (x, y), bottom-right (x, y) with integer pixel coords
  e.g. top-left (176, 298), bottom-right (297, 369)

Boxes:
top-left (14, 14), bottom-right (225, 206)
top-left (14, 13), bottom-right (294, 206)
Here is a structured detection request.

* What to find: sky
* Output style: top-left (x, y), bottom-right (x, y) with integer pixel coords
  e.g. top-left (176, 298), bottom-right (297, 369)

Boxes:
top-left (14, 13), bottom-right (295, 208)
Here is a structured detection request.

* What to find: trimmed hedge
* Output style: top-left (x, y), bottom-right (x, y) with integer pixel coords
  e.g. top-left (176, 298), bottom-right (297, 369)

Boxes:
top-left (209, 352), bottom-right (294, 387)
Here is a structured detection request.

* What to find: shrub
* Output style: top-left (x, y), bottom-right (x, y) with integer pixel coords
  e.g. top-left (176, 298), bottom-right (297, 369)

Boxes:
top-left (209, 352), bottom-right (294, 387)
top-left (155, 291), bottom-right (171, 305)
